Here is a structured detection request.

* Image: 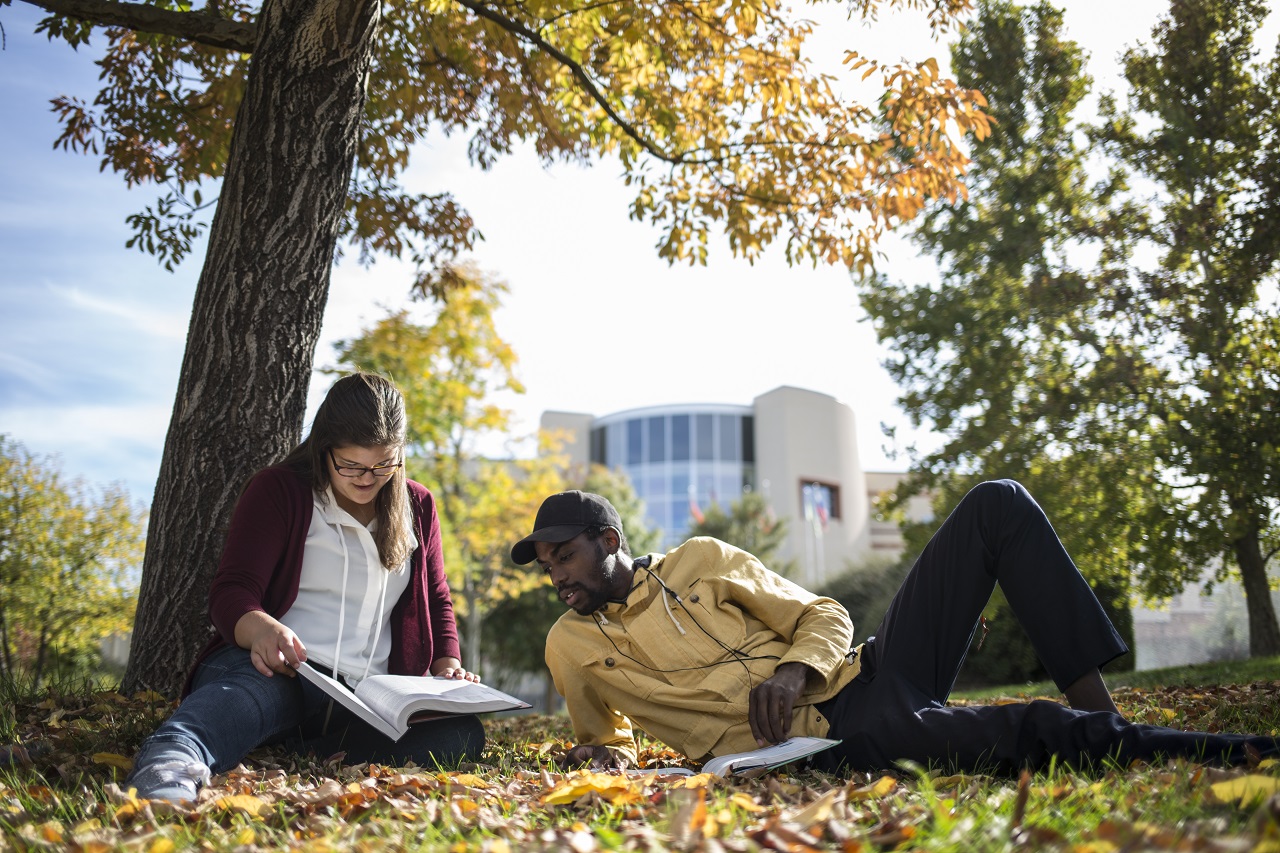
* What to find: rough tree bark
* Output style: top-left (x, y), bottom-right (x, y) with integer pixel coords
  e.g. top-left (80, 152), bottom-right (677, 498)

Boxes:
top-left (122, 0), bottom-right (382, 697)
top-left (1235, 530), bottom-right (1280, 658)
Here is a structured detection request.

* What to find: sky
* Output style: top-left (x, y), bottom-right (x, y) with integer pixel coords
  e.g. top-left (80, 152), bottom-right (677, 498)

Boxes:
top-left (0, 0), bottom-right (1257, 507)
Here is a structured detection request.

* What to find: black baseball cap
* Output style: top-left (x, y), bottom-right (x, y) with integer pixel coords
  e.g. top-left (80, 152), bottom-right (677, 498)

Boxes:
top-left (510, 491), bottom-right (623, 565)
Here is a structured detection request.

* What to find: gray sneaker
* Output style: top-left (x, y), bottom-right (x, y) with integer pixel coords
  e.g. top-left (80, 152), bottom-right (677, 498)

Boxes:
top-left (126, 759), bottom-right (211, 803)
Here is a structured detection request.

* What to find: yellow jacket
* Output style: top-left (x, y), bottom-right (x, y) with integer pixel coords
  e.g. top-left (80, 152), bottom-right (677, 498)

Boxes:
top-left (545, 537), bottom-right (861, 763)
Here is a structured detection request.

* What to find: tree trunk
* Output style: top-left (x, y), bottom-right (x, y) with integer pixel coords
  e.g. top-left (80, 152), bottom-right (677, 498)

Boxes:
top-left (542, 671), bottom-right (559, 716)
top-left (122, 0), bottom-right (382, 697)
top-left (33, 617), bottom-right (50, 689)
top-left (1234, 530), bottom-right (1280, 657)
top-left (463, 581), bottom-right (482, 674)
top-left (0, 610), bottom-right (12, 676)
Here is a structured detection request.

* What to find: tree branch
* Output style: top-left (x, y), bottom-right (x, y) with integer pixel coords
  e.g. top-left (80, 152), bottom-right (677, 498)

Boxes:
top-left (21, 0), bottom-right (256, 52)
top-left (449, 0), bottom-right (682, 165)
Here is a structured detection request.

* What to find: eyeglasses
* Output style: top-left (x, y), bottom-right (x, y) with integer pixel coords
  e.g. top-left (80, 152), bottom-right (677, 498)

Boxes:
top-left (328, 449), bottom-right (403, 479)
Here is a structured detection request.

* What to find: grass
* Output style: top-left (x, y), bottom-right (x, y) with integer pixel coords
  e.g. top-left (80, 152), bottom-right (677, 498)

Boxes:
top-left (0, 658), bottom-right (1278, 850)
top-left (956, 655), bottom-right (1280, 702)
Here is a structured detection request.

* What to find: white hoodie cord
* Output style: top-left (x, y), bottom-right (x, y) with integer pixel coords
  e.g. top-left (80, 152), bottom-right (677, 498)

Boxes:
top-left (360, 568), bottom-right (390, 683)
top-left (661, 587), bottom-right (687, 635)
top-left (592, 576), bottom-right (687, 636)
top-left (330, 518), bottom-right (351, 682)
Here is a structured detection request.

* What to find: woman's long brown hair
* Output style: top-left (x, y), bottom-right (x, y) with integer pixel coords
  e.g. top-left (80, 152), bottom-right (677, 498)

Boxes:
top-left (279, 373), bottom-right (413, 570)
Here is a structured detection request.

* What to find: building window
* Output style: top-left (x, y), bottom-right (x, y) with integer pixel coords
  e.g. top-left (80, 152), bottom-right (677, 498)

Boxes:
top-left (801, 480), bottom-right (841, 524)
top-left (647, 415), bottom-right (666, 463)
top-left (590, 426), bottom-right (606, 465)
top-left (627, 418), bottom-right (643, 465)
top-left (718, 414), bottom-right (739, 461)
top-left (671, 414), bottom-right (691, 462)
top-left (695, 413), bottom-right (715, 461)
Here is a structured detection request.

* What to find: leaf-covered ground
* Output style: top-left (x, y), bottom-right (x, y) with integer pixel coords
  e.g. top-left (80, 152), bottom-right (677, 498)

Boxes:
top-left (3, 680), bottom-right (1280, 851)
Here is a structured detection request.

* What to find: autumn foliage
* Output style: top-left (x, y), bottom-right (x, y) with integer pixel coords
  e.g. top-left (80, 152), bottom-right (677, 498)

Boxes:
top-left (4, 676), bottom-right (1280, 849)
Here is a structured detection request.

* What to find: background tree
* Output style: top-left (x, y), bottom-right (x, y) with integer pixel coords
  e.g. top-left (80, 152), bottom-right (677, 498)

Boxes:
top-left (482, 463), bottom-right (660, 706)
top-left (0, 437), bottom-right (145, 686)
top-left (860, 0), bottom-right (1280, 658)
top-left (1091, 0), bottom-right (1280, 655)
top-left (6, 0), bottom-right (990, 696)
top-left (686, 490), bottom-right (796, 576)
top-left (330, 265), bottom-right (567, 671)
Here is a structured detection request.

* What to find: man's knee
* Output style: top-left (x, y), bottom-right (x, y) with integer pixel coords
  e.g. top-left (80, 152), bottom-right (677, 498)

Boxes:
top-left (964, 479), bottom-right (1029, 511)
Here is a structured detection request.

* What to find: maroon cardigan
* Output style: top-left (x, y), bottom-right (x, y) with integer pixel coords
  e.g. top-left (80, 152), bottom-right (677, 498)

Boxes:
top-left (185, 466), bottom-right (461, 694)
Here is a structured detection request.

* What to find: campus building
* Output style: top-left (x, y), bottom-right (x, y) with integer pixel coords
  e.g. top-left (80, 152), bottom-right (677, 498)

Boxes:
top-left (542, 385), bottom-right (931, 589)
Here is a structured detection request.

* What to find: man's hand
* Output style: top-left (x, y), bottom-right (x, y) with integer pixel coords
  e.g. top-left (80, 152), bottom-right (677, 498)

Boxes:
top-left (559, 744), bottom-right (629, 771)
top-left (749, 661), bottom-right (812, 746)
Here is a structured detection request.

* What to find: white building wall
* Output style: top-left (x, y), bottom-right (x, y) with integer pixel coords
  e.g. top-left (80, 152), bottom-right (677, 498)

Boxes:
top-left (540, 410), bottom-right (593, 471)
top-left (752, 386), bottom-right (869, 588)
top-left (1131, 566), bottom-right (1257, 670)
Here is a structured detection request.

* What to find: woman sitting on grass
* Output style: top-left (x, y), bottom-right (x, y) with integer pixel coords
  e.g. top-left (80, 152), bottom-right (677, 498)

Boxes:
top-left (126, 372), bottom-right (483, 802)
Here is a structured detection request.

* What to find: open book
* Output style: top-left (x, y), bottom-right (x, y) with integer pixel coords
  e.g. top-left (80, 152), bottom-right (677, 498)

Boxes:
top-left (296, 662), bottom-right (530, 741)
top-left (632, 736), bottom-right (841, 779)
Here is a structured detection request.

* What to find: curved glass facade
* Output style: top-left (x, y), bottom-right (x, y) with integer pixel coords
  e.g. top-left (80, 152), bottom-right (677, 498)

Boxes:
top-left (589, 405), bottom-right (755, 547)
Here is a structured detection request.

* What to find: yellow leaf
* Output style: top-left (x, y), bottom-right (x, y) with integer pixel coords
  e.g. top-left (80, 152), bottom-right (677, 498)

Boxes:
top-left (442, 772), bottom-right (491, 789)
top-left (1209, 775), bottom-right (1280, 806)
top-left (113, 801), bottom-right (144, 820)
top-left (788, 788), bottom-right (840, 827)
top-left (147, 839), bottom-right (177, 853)
top-left (211, 794), bottom-right (270, 817)
top-left (848, 775), bottom-right (897, 800)
top-left (92, 752), bottom-right (133, 771)
top-left (670, 773), bottom-right (718, 788)
top-left (729, 792), bottom-right (765, 812)
top-left (541, 771), bottom-right (646, 806)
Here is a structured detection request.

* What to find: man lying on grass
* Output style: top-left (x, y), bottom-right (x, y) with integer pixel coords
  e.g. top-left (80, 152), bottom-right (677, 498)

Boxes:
top-left (512, 482), bottom-right (1278, 775)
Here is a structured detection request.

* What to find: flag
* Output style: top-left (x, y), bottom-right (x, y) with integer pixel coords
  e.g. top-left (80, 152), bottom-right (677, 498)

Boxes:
top-left (688, 485), bottom-right (705, 524)
top-left (813, 486), bottom-right (829, 530)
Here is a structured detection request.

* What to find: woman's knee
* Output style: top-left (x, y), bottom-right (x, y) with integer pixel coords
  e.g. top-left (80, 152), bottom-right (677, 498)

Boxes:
top-left (416, 714), bottom-right (486, 764)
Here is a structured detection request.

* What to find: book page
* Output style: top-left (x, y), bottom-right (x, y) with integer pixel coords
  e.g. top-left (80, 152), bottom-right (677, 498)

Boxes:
top-left (626, 766), bottom-right (695, 777)
top-left (353, 674), bottom-right (531, 730)
top-left (704, 736), bottom-right (840, 777)
top-left (294, 663), bottom-right (403, 740)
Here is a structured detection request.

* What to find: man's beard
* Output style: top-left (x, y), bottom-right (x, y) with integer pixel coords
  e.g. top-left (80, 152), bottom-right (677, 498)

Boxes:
top-left (570, 543), bottom-right (617, 615)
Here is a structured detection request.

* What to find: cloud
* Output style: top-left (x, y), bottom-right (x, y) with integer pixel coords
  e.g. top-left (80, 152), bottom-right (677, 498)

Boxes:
top-left (51, 285), bottom-right (190, 342)
top-left (0, 349), bottom-right (62, 390)
top-left (3, 402), bottom-right (171, 502)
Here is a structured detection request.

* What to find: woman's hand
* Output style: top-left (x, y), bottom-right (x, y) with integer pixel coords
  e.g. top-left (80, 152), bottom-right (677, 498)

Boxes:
top-left (431, 657), bottom-right (481, 682)
top-left (235, 611), bottom-right (307, 677)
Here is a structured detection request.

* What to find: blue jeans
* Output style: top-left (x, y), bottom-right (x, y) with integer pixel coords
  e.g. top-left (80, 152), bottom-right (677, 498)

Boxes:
top-left (814, 480), bottom-right (1278, 773)
top-left (132, 645), bottom-right (485, 776)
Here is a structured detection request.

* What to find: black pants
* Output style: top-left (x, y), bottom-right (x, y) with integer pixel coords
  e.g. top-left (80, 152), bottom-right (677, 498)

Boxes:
top-left (813, 480), bottom-right (1277, 774)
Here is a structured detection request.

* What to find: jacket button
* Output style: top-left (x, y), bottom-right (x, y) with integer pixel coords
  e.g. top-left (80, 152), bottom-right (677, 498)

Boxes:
top-left (689, 594), bottom-right (700, 603)
top-left (605, 658), bottom-right (615, 667)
